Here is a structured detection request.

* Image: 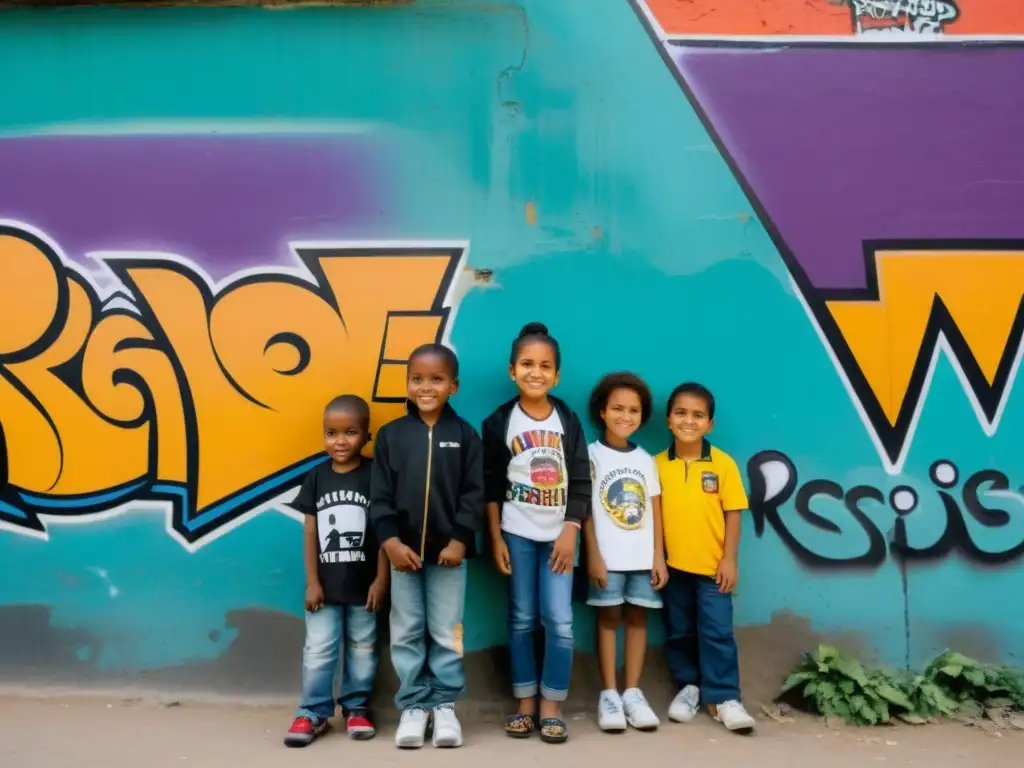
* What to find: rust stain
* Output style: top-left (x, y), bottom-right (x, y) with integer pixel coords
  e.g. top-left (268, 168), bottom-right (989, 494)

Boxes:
top-left (525, 201), bottom-right (537, 226)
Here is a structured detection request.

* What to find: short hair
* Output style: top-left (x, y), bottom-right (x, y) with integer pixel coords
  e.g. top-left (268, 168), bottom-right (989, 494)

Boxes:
top-left (588, 372), bottom-right (653, 429)
top-left (325, 394), bottom-right (371, 429)
top-left (510, 322), bottom-right (561, 371)
top-left (408, 343), bottom-right (460, 380)
top-left (666, 382), bottom-right (716, 420)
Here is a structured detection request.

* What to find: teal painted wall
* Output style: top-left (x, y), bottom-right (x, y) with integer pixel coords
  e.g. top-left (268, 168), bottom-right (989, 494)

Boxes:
top-left (1, 0), bottom-right (1023, 694)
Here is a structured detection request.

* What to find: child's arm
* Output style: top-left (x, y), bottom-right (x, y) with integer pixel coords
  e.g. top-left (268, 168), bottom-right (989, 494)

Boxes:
top-left (303, 516), bottom-right (324, 611)
top-left (717, 512), bottom-right (742, 593)
top-left (564, 413), bottom-right (593, 526)
top-left (481, 418), bottom-right (506, 511)
top-left (550, 413), bottom-right (591, 574)
top-left (366, 547), bottom-right (390, 612)
top-left (370, 428), bottom-right (421, 571)
top-left (582, 517), bottom-right (607, 588)
top-left (439, 426), bottom-right (484, 566)
top-left (651, 495), bottom-right (668, 589)
top-left (716, 457), bottom-right (749, 594)
top-left (291, 469), bottom-right (323, 611)
top-left (481, 418), bottom-right (512, 575)
top-left (486, 501), bottom-right (511, 575)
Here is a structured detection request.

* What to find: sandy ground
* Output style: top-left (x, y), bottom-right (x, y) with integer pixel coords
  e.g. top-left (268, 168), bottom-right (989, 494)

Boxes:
top-left (0, 695), bottom-right (1021, 767)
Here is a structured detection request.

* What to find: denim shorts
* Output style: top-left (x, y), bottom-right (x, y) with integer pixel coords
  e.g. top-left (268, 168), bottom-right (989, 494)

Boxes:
top-left (587, 570), bottom-right (662, 609)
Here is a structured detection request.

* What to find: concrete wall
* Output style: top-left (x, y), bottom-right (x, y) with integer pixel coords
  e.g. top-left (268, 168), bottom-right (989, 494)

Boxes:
top-left (1, 0), bottom-right (1023, 704)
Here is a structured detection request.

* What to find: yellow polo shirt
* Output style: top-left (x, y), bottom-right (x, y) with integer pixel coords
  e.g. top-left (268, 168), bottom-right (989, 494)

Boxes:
top-left (655, 440), bottom-right (748, 577)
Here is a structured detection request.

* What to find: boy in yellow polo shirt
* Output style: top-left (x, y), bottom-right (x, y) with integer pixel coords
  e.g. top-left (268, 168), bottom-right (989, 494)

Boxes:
top-left (654, 382), bottom-right (755, 733)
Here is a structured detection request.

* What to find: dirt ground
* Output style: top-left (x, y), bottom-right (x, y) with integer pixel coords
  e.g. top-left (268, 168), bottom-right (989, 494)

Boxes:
top-left (0, 694), bottom-right (1021, 767)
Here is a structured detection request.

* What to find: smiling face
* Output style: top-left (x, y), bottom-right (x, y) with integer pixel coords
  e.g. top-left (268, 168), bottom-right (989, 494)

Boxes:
top-left (324, 408), bottom-right (368, 469)
top-left (667, 391), bottom-right (713, 449)
top-left (602, 387), bottom-right (643, 444)
top-left (407, 352), bottom-right (458, 418)
top-left (510, 340), bottom-right (559, 402)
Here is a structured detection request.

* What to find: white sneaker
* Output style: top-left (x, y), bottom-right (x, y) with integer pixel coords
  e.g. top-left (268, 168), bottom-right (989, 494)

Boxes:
top-left (622, 688), bottom-right (660, 731)
top-left (597, 689), bottom-right (627, 732)
top-left (431, 703), bottom-right (463, 748)
top-left (668, 685), bottom-right (700, 723)
top-left (395, 707), bottom-right (429, 748)
top-left (714, 700), bottom-right (756, 732)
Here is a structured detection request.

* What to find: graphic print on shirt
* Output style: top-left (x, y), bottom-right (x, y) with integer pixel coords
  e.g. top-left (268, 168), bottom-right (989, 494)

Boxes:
top-left (598, 466), bottom-right (647, 530)
top-left (507, 429), bottom-right (567, 508)
top-left (315, 488), bottom-right (369, 564)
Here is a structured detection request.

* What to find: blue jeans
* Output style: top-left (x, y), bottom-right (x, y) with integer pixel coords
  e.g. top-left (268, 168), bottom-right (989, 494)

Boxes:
top-left (296, 604), bottom-right (378, 720)
top-left (505, 533), bottom-right (574, 702)
top-left (389, 563), bottom-right (467, 711)
top-left (662, 568), bottom-right (740, 705)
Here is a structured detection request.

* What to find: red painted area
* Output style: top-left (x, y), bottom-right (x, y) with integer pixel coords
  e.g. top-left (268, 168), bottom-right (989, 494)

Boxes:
top-left (644, 0), bottom-right (1024, 36)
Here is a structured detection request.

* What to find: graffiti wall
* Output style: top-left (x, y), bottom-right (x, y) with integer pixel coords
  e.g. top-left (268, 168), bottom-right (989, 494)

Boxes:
top-left (1, 0), bottom-right (1022, 698)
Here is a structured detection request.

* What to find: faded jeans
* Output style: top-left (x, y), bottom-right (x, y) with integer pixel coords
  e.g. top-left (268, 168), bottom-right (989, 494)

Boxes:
top-left (296, 604), bottom-right (378, 720)
top-left (505, 533), bottom-right (574, 702)
top-left (389, 563), bottom-right (467, 711)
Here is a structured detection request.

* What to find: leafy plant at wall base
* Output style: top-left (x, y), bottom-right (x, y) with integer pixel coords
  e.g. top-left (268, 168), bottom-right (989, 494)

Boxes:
top-left (925, 651), bottom-right (1024, 708)
top-left (898, 674), bottom-right (958, 723)
top-left (778, 646), bottom-right (1024, 727)
top-left (777, 645), bottom-right (910, 726)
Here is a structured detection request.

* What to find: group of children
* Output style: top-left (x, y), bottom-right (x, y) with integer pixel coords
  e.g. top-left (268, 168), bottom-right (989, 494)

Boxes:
top-left (283, 322), bottom-right (756, 750)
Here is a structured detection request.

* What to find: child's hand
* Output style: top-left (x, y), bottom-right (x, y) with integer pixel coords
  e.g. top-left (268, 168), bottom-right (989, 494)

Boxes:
top-left (549, 524), bottom-right (578, 575)
top-left (492, 536), bottom-right (512, 576)
top-left (651, 556), bottom-right (669, 591)
top-left (365, 577), bottom-right (388, 612)
top-left (304, 582), bottom-right (325, 612)
top-left (438, 540), bottom-right (466, 568)
top-left (588, 552), bottom-right (608, 589)
top-left (384, 538), bottom-right (422, 572)
top-left (716, 555), bottom-right (738, 594)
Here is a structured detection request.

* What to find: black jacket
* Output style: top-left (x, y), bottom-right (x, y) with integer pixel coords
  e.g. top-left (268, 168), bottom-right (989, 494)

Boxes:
top-left (481, 395), bottom-right (592, 525)
top-left (370, 402), bottom-right (484, 561)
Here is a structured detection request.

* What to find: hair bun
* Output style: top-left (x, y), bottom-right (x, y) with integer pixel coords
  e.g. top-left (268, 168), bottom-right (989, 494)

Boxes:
top-left (518, 321), bottom-right (549, 338)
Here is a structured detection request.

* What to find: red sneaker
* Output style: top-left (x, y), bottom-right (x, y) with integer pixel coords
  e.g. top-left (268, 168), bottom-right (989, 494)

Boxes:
top-left (284, 716), bottom-right (329, 748)
top-left (346, 709), bottom-right (376, 740)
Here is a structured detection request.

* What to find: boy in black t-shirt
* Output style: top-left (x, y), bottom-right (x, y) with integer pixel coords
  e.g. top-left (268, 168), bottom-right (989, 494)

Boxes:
top-left (284, 395), bottom-right (389, 748)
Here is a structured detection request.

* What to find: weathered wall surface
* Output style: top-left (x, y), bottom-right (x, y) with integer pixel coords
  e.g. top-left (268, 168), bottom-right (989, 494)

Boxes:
top-left (1, 0), bottom-right (1023, 702)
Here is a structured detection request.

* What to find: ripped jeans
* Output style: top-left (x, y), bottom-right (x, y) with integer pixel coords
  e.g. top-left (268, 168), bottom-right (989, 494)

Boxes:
top-left (296, 604), bottom-right (378, 720)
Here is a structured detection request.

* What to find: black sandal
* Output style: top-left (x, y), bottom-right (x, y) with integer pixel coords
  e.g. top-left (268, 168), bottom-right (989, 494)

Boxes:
top-left (505, 713), bottom-right (536, 738)
top-left (539, 717), bottom-right (568, 744)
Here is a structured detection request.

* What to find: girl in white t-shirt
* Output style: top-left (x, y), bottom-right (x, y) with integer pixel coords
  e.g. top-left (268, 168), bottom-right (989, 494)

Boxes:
top-left (582, 372), bottom-right (668, 733)
top-left (481, 322), bottom-right (591, 744)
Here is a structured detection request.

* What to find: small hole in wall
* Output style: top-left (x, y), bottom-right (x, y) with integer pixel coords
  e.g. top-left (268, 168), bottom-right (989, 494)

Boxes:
top-left (473, 269), bottom-right (493, 283)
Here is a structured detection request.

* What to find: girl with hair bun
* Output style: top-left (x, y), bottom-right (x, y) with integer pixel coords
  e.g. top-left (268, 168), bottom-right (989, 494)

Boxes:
top-left (481, 322), bottom-right (592, 744)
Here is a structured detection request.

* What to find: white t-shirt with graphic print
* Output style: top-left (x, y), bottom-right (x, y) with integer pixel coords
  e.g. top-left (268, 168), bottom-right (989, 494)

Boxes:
top-left (588, 440), bottom-right (661, 572)
top-left (500, 405), bottom-right (568, 542)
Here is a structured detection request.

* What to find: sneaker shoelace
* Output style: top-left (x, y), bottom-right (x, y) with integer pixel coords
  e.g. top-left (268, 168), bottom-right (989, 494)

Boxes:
top-left (626, 691), bottom-right (649, 707)
top-left (401, 708), bottom-right (425, 724)
top-left (601, 696), bottom-right (623, 715)
top-left (679, 689), bottom-right (699, 707)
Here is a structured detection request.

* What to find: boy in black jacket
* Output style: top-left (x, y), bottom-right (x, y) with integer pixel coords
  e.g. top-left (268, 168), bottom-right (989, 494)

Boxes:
top-left (370, 343), bottom-right (484, 750)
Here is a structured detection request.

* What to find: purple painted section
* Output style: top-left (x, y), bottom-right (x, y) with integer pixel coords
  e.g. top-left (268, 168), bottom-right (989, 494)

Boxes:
top-left (0, 136), bottom-right (385, 275)
top-left (673, 45), bottom-right (1024, 290)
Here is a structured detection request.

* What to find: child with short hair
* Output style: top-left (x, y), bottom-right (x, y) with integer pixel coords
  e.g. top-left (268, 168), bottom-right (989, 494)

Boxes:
top-left (284, 394), bottom-right (389, 748)
top-left (656, 382), bottom-right (755, 732)
top-left (370, 343), bottom-right (484, 750)
top-left (583, 372), bottom-right (667, 733)
top-left (482, 322), bottom-right (591, 745)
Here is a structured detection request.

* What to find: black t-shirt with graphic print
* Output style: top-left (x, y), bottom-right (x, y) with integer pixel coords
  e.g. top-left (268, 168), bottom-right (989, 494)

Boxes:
top-left (292, 458), bottom-right (376, 606)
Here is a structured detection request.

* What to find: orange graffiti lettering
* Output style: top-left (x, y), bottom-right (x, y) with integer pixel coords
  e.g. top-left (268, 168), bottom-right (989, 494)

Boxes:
top-left (0, 225), bottom-right (464, 546)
